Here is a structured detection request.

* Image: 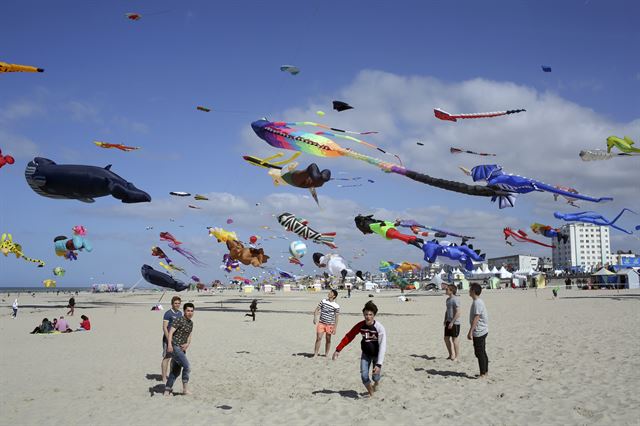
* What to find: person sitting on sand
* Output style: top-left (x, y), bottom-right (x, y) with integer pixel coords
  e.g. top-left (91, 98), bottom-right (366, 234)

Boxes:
top-left (245, 299), bottom-right (258, 321)
top-left (332, 301), bottom-right (386, 397)
top-left (77, 315), bottom-right (91, 331)
top-left (55, 316), bottom-right (72, 333)
top-left (30, 318), bottom-right (54, 334)
top-left (313, 290), bottom-right (340, 357)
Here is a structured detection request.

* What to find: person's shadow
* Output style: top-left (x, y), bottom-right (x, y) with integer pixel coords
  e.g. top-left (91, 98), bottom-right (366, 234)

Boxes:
top-left (292, 352), bottom-right (315, 358)
top-left (415, 368), bottom-right (474, 379)
top-left (148, 384), bottom-right (166, 396)
top-left (146, 374), bottom-right (163, 381)
top-left (409, 354), bottom-right (436, 360)
top-left (312, 389), bottom-right (361, 399)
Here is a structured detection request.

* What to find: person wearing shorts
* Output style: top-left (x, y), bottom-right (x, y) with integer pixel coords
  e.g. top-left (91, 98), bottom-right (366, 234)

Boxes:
top-left (162, 296), bottom-right (183, 382)
top-left (313, 290), bottom-right (340, 357)
top-left (443, 284), bottom-right (461, 361)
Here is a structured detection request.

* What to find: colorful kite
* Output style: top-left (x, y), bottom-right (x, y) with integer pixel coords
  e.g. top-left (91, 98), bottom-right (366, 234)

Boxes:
top-left (278, 213), bottom-right (337, 248)
top-left (208, 227), bottom-right (237, 243)
top-left (530, 223), bottom-right (569, 244)
top-left (159, 232), bottom-right (182, 245)
top-left (280, 65), bottom-right (300, 75)
top-left (313, 253), bottom-right (362, 283)
top-left (580, 136), bottom-right (640, 161)
top-left (151, 246), bottom-right (172, 264)
top-left (53, 266), bottom-right (65, 276)
top-left (0, 149), bottom-right (15, 169)
top-left (93, 141), bottom-right (140, 152)
top-left (252, 120), bottom-right (612, 208)
top-left (158, 261), bottom-right (187, 275)
top-left (25, 157), bottom-right (151, 203)
top-left (170, 191), bottom-right (191, 197)
top-left (221, 253), bottom-right (241, 273)
top-left (579, 150), bottom-right (640, 161)
top-left (167, 242), bottom-right (206, 266)
top-left (0, 61), bottom-right (44, 73)
top-left (141, 265), bottom-right (189, 291)
top-left (554, 209), bottom-right (637, 234)
top-left (503, 228), bottom-right (555, 248)
top-left (43, 279), bottom-right (56, 288)
top-left (54, 226), bottom-right (92, 260)
top-left (422, 240), bottom-right (485, 271)
top-left (226, 240), bottom-right (269, 267)
top-left (607, 136), bottom-right (640, 154)
top-left (396, 219), bottom-right (474, 243)
top-left (355, 215), bottom-right (423, 247)
top-left (434, 108), bottom-right (526, 122)
top-left (332, 101), bottom-right (354, 112)
top-left (450, 147), bottom-right (496, 157)
top-left (1, 233), bottom-right (45, 267)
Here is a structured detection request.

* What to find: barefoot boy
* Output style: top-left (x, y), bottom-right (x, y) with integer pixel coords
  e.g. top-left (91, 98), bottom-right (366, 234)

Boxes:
top-left (467, 283), bottom-right (489, 377)
top-left (164, 303), bottom-right (194, 396)
top-left (313, 290), bottom-right (339, 356)
top-left (443, 284), bottom-right (461, 361)
top-left (332, 301), bottom-right (386, 397)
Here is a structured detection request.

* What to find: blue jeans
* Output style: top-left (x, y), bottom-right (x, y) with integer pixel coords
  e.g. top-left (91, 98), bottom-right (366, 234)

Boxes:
top-left (165, 345), bottom-right (190, 390)
top-left (360, 353), bottom-right (381, 385)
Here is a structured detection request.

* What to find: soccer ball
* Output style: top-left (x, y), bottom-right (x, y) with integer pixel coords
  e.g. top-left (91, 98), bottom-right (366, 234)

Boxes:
top-left (289, 241), bottom-right (307, 259)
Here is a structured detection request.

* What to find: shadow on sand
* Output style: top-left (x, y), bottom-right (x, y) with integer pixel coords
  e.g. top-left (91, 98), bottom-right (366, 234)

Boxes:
top-left (312, 389), bottom-right (361, 399)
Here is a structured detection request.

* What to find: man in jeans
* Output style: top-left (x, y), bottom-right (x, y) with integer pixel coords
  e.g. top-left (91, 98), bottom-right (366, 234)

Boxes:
top-left (164, 303), bottom-right (194, 396)
top-left (161, 296), bottom-right (183, 382)
top-left (467, 283), bottom-right (489, 378)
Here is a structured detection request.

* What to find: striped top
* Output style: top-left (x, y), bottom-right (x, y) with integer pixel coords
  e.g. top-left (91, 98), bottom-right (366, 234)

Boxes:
top-left (317, 299), bottom-right (340, 325)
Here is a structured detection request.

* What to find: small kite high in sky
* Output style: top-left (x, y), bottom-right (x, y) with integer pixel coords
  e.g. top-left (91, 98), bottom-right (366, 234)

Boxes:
top-left (125, 13), bottom-right (142, 20)
top-left (194, 194), bottom-right (209, 200)
top-left (541, 65), bottom-right (552, 72)
top-left (0, 61), bottom-right (44, 73)
top-left (0, 149), bottom-right (15, 169)
top-left (280, 65), bottom-right (300, 75)
top-left (434, 108), bottom-right (526, 122)
top-left (169, 191), bottom-right (191, 197)
top-left (450, 147), bottom-right (496, 157)
top-left (196, 106), bottom-right (211, 112)
top-left (554, 209), bottom-right (637, 234)
top-left (332, 101), bottom-right (354, 112)
top-left (94, 141), bottom-right (140, 152)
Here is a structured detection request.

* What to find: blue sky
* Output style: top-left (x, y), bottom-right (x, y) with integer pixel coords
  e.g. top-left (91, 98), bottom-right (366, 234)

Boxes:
top-left (2, 0), bottom-right (639, 287)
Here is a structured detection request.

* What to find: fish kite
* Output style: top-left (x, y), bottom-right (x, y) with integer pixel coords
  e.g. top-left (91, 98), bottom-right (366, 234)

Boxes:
top-left (0, 61), bottom-right (44, 73)
top-left (170, 191), bottom-right (191, 197)
top-left (252, 120), bottom-right (611, 208)
top-left (503, 228), bottom-right (555, 248)
top-left (93, 141), bottom-right (140, 152)
top-left (141, 264), bottom-right (188, 291)
top-left (332, 101), bottom-right (354, 112)
top-left (208, 227), bottom-right (237, 243)
top-left (450, 147), bottom-right (496, 157)
top-left (196, 106), bottom-right (211, 112)
top-left (395, 219), bottom-right (475, 243)
top-left (1, 233), bottom-right (45, 267)
top-left (25, 157), bottom-right (151, 203)
top-left (541, 66), bottom-right (552, 72)
top-left (554, 209), bottom-right (637, 234)
top-left (194, 194), bottom-right (209, 200)
top-left (530, 223), bottom-right (569, 244)
top-left (434, 108), bottom-right (526, 122)
top-left (159, 232), bottom-right (182, 245)
top-left (280, 65), bottom-right (300, 75)
top-left (0, 149), bottom-right (15, 169)
top-left (278, 213), bottom-right (337, 248)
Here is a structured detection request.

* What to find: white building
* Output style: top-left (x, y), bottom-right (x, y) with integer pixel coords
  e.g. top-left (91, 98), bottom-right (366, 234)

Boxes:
top-left (487, 255), bottom-right (539, 272)
top-left (552, 223), bottom-right (611, 272)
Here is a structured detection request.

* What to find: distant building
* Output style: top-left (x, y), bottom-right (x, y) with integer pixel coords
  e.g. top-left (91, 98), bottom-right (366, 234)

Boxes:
top-left (487, 255), bottom-right (539, 272)
top-left (552, 223), bottom-right (611, 272)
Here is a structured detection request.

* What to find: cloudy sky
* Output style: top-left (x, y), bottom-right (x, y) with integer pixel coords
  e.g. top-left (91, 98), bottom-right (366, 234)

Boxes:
top-left (1, 0), bottom-right (638, 287)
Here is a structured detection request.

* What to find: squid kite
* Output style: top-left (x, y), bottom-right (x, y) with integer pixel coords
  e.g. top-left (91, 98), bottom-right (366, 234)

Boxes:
top-left (1, 233), bottom-right (45, 267)
top-left (151, 246), bottom-right (172, 264)
top-left (450, 147), bottom-right (496, 157)
top-left (530, 223), bottom-right (569, 244)
top-left (0, 61), bottom-right (44, 73)
top-left (94, 141), bottom-right (140, 152)
top-left (0, 149), bottom-right (15, 169)
top-left (253, 120), bottom-right (610, 208)
top-left (554, 209), bottom-right (637, 234)
top-left (278, 213), bottom-right (337, 248)
top-left (159, 232), bottom-right (182, 245)
top-left (396, 219), bottom-right (474, 243)
top-left (434, 108), bottom-right (525, 122)
top-left (503, 228), bottom-right (554, 248)
top-left (167, 242), bottom-right (206, 266)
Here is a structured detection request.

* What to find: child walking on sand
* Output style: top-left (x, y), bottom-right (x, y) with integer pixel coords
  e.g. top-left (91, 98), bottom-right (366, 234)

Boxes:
top-left (443, 284), bottom-right (461, 361)
top-left (313, 290), bottom-right (340, 357)
top-left (332, 301), bottom-right (386, 397)
top-left (467, 283), bottom-right (489, 378)
top-left (245, 299), bottom-right (258, 321)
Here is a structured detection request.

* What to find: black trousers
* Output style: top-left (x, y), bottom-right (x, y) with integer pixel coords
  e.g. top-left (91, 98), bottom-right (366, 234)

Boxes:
top-left (473, 333), bottom-right (489, 375)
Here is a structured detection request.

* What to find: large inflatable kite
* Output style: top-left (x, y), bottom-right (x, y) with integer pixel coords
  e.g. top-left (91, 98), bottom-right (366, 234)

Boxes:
top-left (226, 240), bottom-right (269, 267)
top-left (94, 141), bottom-right (140, 152)
top-left (0, 61), bottom-right (44, 73)
top-left (580, 136), bottom-right (640, 161)
top-left (434, 108), bottom-right (525, 122)
top-left (554, 209), bottom-right (637, 234)
top-left (141, 264), bottom-right (189, 291)
top-left (395, 219), bottom-right (474, 243)
top-left (422, 240), bottom-right (485, 271)
top-left (208, 227), bottom-right (237, 243)
top-left (221, 253), bottom-right (241, 273)
top-left (530, 223), bottom-right (569, 244)
top-left (54, 225), bottom-right (93, 260)
top-left (354, 215), bottom-right (423, 247)
top-left (278, 213), bottom-right (337, 248)
top-left (1, 233), bottom-right (45, 267)
top-left (607, 136), bottom-right (640, 154)
top-left (25, 157), bottom-right (151, 203)
top-left (503, 228), bottom-right (554, 248)
top-left (0, 149), bottom-right (15, 169)
top-left (312, 252), bottom-right (362, 283)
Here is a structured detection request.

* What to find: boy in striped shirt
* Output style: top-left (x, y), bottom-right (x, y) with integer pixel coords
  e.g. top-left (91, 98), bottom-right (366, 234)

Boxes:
top-left (313, 290), bottom-right (340, 357)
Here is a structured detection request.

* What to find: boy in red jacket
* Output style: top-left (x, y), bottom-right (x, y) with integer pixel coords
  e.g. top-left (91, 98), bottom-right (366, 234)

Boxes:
top-left (332, 301), bottom-right (387, 397)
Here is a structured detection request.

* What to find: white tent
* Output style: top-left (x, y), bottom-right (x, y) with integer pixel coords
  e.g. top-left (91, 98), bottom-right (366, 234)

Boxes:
top-left (617, 269), bottom-right (640, 289)
top-left (490, 266), bottom-right (499, 274)
top-left (473, 267), bottom-right (483, 275)
top-left (498, 266), bottom-right (512, 279)
top-left (481, 264), bottom-right (491, 273)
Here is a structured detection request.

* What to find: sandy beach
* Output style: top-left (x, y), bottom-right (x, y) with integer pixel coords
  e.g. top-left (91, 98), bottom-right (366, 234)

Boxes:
top-left (1, 287), bottom-right (639, 425)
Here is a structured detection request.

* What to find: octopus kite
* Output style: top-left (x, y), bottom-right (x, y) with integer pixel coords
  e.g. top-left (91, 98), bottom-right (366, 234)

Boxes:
top-left (530, 223), bottom-right (569, 244)
top-left (167, 242), bottom-right (206, 266)
top-left (159, 232), bottom-right (182, 245)
top-left (94, 141), bottom-right (140, 152)
top-left (252, 120), bottom-right (612, 208)
top-left (554, 209), bottom-right (637, 234)
top-left (0, 61), bottom-right (44, 73)
top-left (434, 108), bottom-right (525, 122)
top-left (503, 228), bottom-right (554, 248)
top-left (1, 233), bottom-right (45, 267)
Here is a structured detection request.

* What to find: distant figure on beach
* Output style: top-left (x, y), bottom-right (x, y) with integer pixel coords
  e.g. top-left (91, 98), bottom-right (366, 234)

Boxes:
top-left (55, 316), bottom-right (72, 333)
top-left (552, 286), bottom-right (559, 299)
top-left (164, 302), bottom-right (195, 396)
top-left (467, 283), bottom-right (489, 378)
top-left (443, 284), bottom-right (461, 361)
top-left (245, 299), bottom-right (258, 321)
top-left (564, 277), bottom-right (572, 289)
top-left (313, 290), bottom-right (340, 357)
top-left (332, 301), bottom-right (386, 397)
top-left (347, 286), bottom-right (352, 298)
top-left (11, 299), bottom-right (18, 318)
top-left (78, 315), bottom-right (91, 331)
top-left (30, 318), bottom-right (54, 334)
top-left (162, 296), bottom-right (183, 383)
top-left (67, 297), bottom-right (75, 316)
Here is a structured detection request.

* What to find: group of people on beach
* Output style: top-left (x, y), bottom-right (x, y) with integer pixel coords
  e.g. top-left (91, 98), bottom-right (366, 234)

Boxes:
top-left (159, 283), bottom-right (489, 398)
top-left (27, 296), bottom-right (90, 334)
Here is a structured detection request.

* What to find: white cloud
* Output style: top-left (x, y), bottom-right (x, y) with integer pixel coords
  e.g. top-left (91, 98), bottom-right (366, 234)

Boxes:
top-left (65, 100), bottom-right (102, 123)
top-left (0, 99), bottom-right (44, 123)
top-left (0, 129), bottom-right (40, 158)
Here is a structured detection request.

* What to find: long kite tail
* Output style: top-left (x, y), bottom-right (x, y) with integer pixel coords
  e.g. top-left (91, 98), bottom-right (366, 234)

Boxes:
top-left (314, 130), bottom-right (403, 165)
top-left (533, 181), bottom-right (613, 204)
top-left (608, 208), bottom-right (638, 225)
top-left (579, 149), bottom-right (640, 161)
top-left (317, 232), bottom-right (337, 249)
top-left (284, 121), bottom-right (378, 135)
